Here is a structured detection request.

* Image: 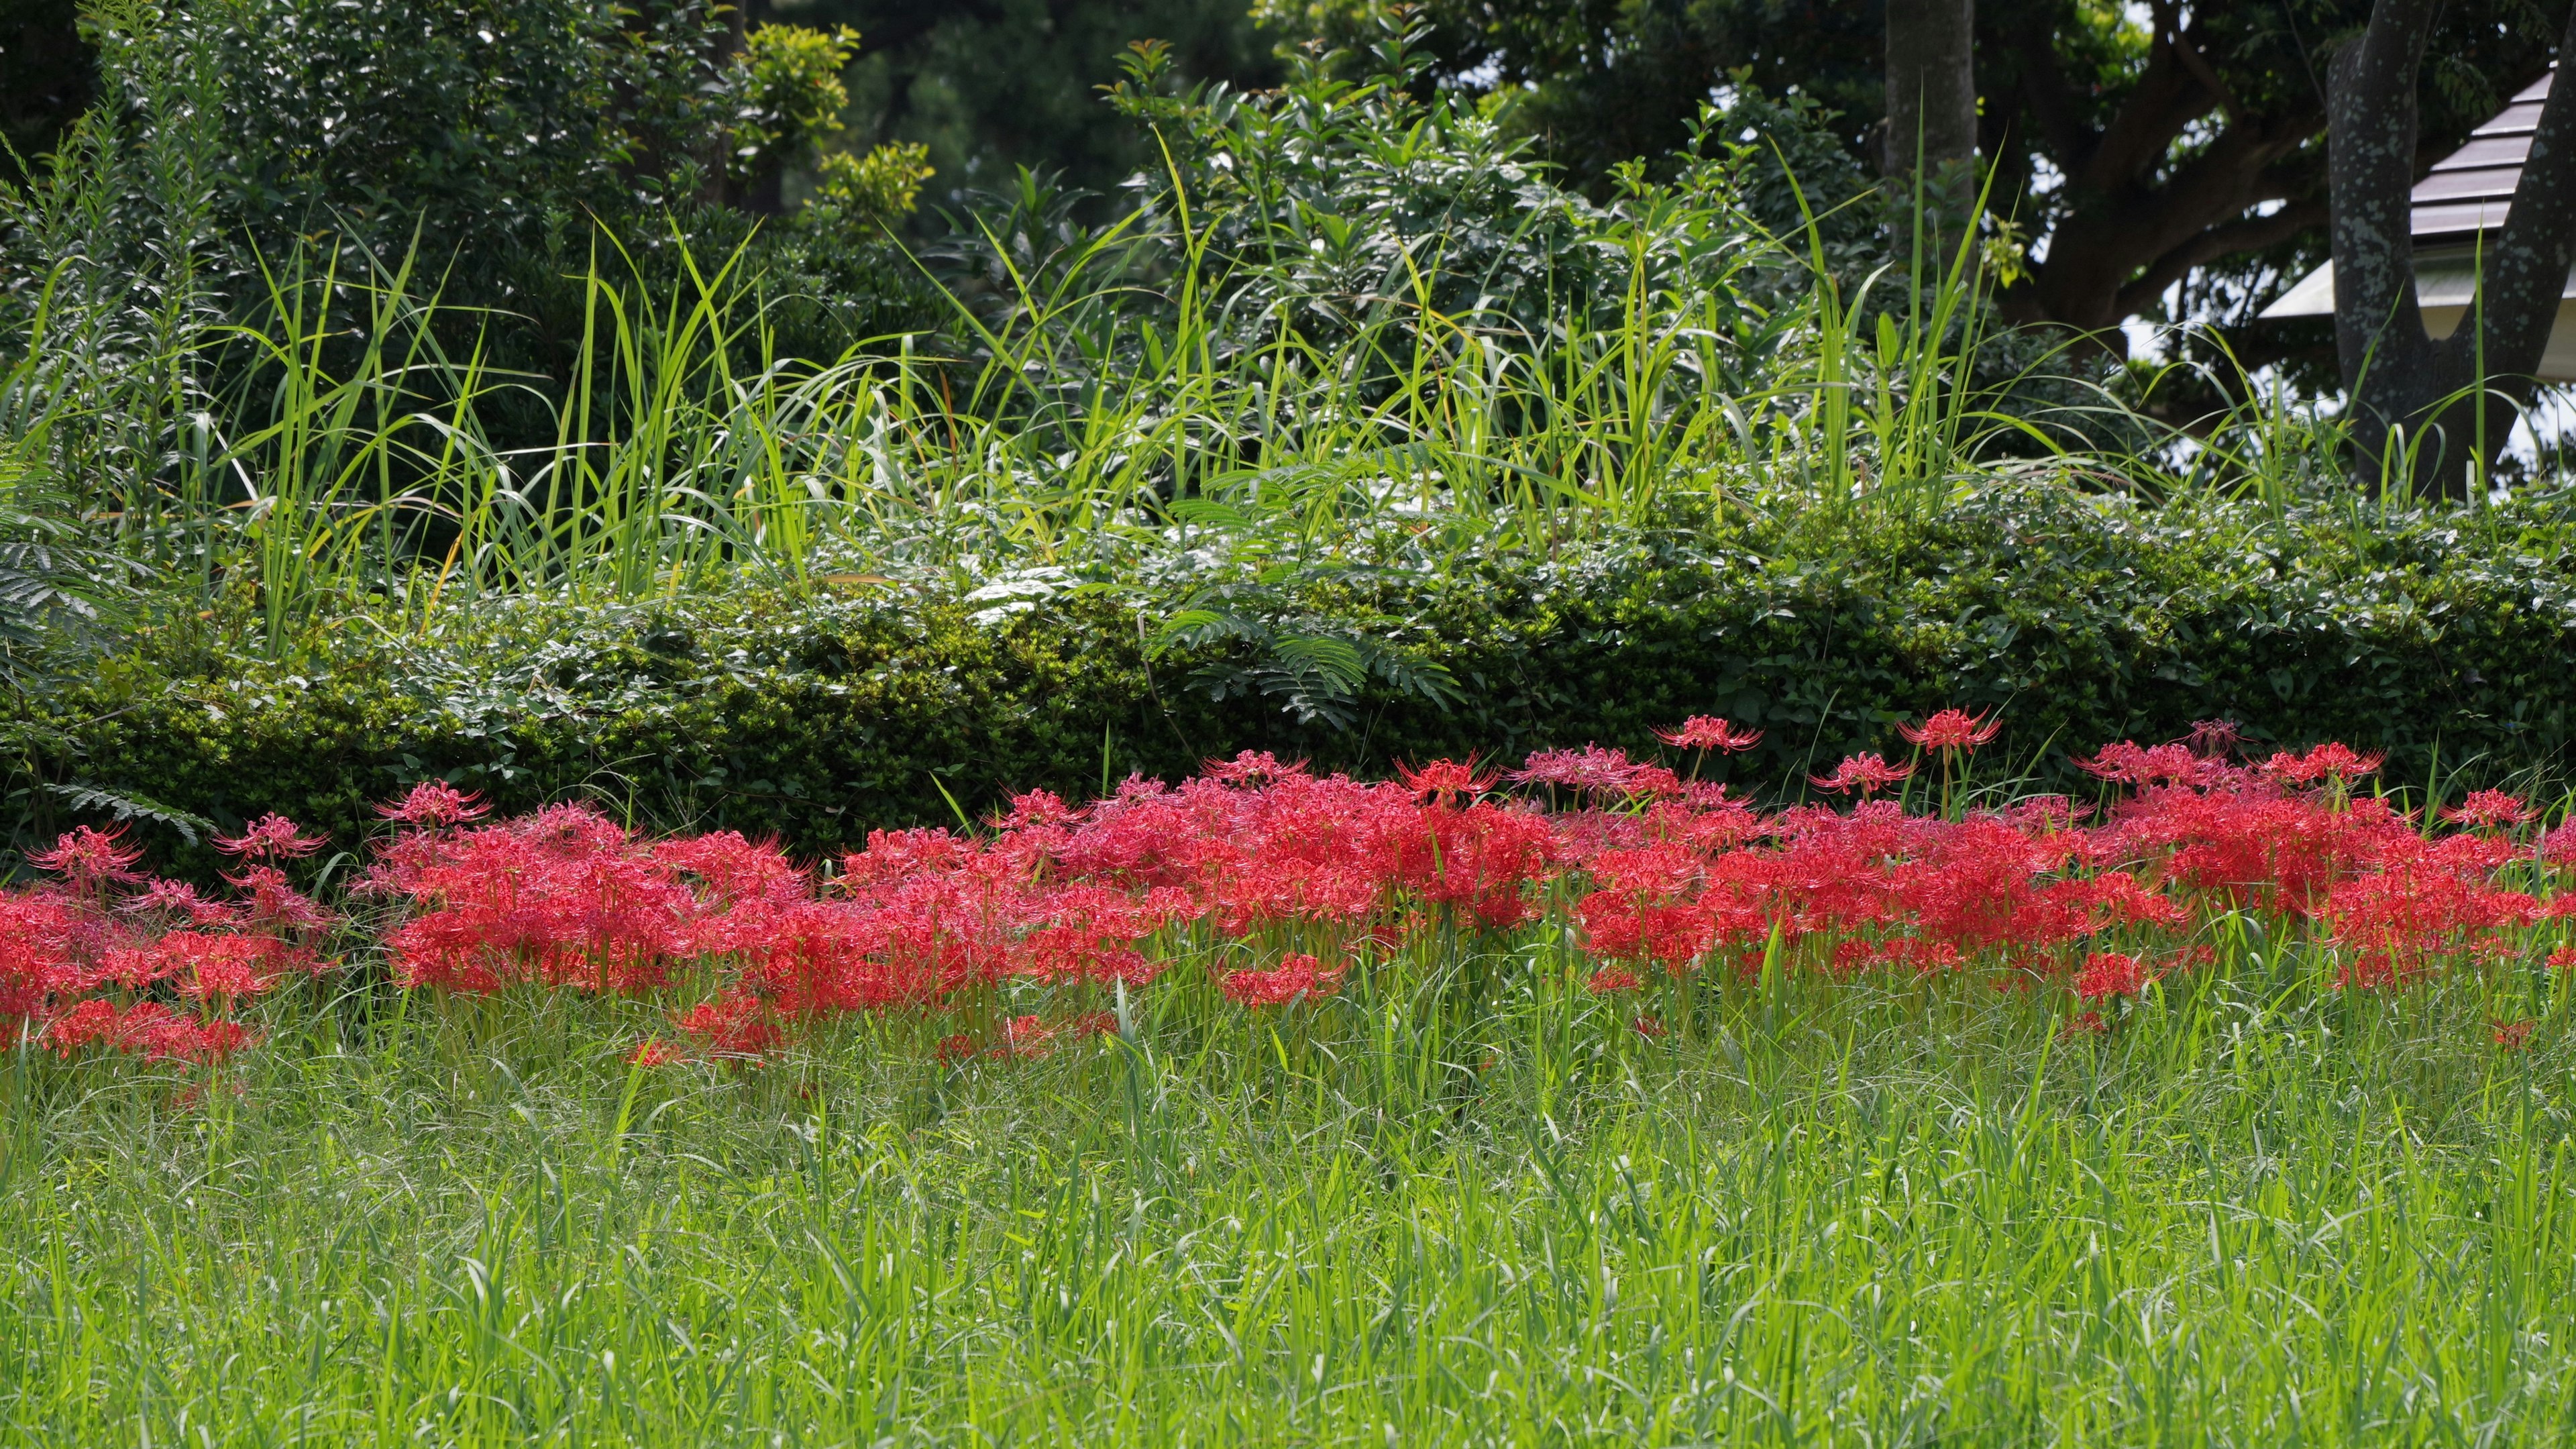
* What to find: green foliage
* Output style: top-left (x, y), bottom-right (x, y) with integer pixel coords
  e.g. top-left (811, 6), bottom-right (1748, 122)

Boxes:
top-left (812, 141), bottom-right (935, 228)
top-left (180, 0), bottom-right (729, 262)
top-left (19, 481), bottom-right (2576, 874)
top-left (1268, 0), bottom-right (2566, 384)
top-left (810, 0), bottom-right (1283, 209)
top-left (1154, 558), bottom-right (1464, 729)
top-left (725, 23), bottom-right (861, 197)
top-left (0, 0), bottom-right (944, 449)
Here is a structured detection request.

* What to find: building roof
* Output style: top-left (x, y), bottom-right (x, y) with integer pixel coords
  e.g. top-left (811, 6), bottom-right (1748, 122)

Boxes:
top-left (2409, 67), bottom-right (2551, 240)
top-left (2259, 65), bottom-right (2569, 327)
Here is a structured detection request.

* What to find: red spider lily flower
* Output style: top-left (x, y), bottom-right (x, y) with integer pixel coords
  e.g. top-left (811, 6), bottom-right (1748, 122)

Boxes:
top-left (1066, 1010), bottom-right (1120, 1038)
top-left (123, 879), bottom-right (239, 927)
top-left (224, 864), bottom-right (338, 938)
top-left (628, 1036), bottom-right (680, 1067)
top-left (674, 996), bottom-right (782, 1058)
top-left (1809, 753), bottom-right (1915, 797)
top-left (1204, 751), bottom-right (1307, 788)
top-left (996, 790), bottom-right (1079, 830)
top-left (987, 1014), bottom-right (1056, 1061)
top-left (1897, 708), bottom-right (2000, 754)
top-left (2551, 947), bottom-right (2576, 971)
top-left (1585, 967), bottom-right (1642, 994)
top-left (2259, 743), bottom-right (2385, 787)
top-left (158, 933), bottom-right (276, 1002)
top-left (1509, 745), bottom-right (1652, 799)
top-left (1396, 757), bottom-right (1497, 806)
top-left (655, 832), bottom-right (806, 910)
top-left (1219, 953), bottom-right (1344, 1008)
top-left (2058, 1011), bottom-right (2110, 1038)
top-left (1630, 1014), bottom-right (1668, 1039)
top-left (213, 814), bottom-right (327, 862)
top-left (30, 826), bottom-right (144, 890)
top-left (934, 1032), bottom-right (977, 1066)
top-left (45, 999), bottom-right (254, 1062)
top-left (2186, 719), bottom-right (2245, 756)
top-left (377, 782), bottom-right (491, 828)
top-left (2075, 951), bottom-right (2149, 1002)
top-left (836, 826), bottom-right (969, 888)
top-left (1656, 717), bottom-right (1763, 753)
top-left (1621, 765), bottom-right (1684, 800)
top-left (2076, 741), bottom-right (2217, 788)
top-left (2440, 790), bottom-right (2534, 831)
top-left (2493, 1018), bottom-right (2537, 1051)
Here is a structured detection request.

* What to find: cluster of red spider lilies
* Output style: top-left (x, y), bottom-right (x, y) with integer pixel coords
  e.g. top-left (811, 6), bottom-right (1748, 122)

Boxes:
top-left (4, 710), bottom-right (2572, 1068)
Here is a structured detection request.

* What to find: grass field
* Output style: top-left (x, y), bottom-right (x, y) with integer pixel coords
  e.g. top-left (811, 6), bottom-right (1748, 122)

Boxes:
top-left (3, 962), bottom-right (2571, 1445)
top-left (7, 759), bottom-right (2576, 1446)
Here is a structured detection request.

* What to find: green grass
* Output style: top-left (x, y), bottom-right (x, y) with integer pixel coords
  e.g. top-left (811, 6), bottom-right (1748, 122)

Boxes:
top-left (6, 938), bottom-right (2575, 1444)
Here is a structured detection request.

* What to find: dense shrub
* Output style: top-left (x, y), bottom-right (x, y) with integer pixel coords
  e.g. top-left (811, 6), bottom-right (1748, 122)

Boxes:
top-left (14, 482), bottom-right (2575, 875)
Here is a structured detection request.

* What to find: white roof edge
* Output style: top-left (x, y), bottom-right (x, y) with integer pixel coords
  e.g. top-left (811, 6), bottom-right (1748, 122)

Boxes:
top-left (2261, 256), bottom-right (2576, 321)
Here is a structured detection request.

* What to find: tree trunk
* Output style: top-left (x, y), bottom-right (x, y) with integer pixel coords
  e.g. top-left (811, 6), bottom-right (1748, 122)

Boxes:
top-left (1883, 0), bottom-right (1978, 182)
top-left (1884, 0), bottom-right (1979, 265)
top-left (2330, 1), bottom-right (2576, 494)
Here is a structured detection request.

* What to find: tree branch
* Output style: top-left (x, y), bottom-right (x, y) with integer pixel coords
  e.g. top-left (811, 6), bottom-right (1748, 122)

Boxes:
top-left (2114, 201), bottom-right (2328, 317)
top-left (2152, 0), bottom-right (2243, 121)
top-left (2010, 25), bottom-right (2096, 174)
top-left (2076, 32), bottom-right (2217, 196)
top-left (2117, 113), bottom-right (2318, 263)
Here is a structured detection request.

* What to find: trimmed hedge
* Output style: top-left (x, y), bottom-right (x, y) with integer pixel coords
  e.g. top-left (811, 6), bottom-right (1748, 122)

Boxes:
top-left (17, 482), bottom-right (2576, 873)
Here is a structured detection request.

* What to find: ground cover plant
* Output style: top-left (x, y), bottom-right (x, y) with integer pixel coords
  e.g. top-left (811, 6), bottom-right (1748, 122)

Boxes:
top-left (9, 720), bottom-right (2576, 1440)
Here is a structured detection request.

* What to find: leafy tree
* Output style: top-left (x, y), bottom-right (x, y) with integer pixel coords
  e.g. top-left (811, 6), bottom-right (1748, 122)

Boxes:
top-left (1272, 0), bottom-right (2565, 367)
top-left (792, 0), bottom-right (1285, 211)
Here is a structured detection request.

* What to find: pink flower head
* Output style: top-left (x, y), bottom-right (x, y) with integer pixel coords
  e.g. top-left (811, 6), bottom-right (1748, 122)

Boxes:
top-left (1585, 967), bottom-right (1642, 994)
top-left (1395, 757), bottom-right (1497, 806)
top-left (628, 1036), bottom-right (680, 1067)
top-left (1509, 745), bottom-right (1650, 799)
top-left (123, 879), bottom-right (238, 927)
top-left (674, 997), bottom-right (782, 1059)
top-left (989, 1014), bottom-right (1055, 1060)
top-left (2259, 743), bottom-right (2385, 788)
top-left (998, 790), bottom-right (1078, 829)
top-left (1656, 716), bottom-right (1763, 753)
top-left (45, 1000), bottom-right (254, 1062)
top-left (1205, 751), bottom-right (1308, 788)
top-left (30, 825), bottom-right (143, 888)
top-left (1219, 953), bottom-right (1344, 1008)
top-left (1897, 708), bottom-right (2000, 754)
top-left (214, 814), bottom-right (327, 862)
top-left (2186, 719), bottom-right (2244, 757)
top-left (2075, 951), bottom-right (2149, 1002)
top-left (377, 782), bottom-right (491, 829)
top-left (2076, 741), bottom-right (2212, 788)
top-left (1809, 753), bottom-right (1915, 797)
top-left (2439, 789), bottom-right (2534, 831)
